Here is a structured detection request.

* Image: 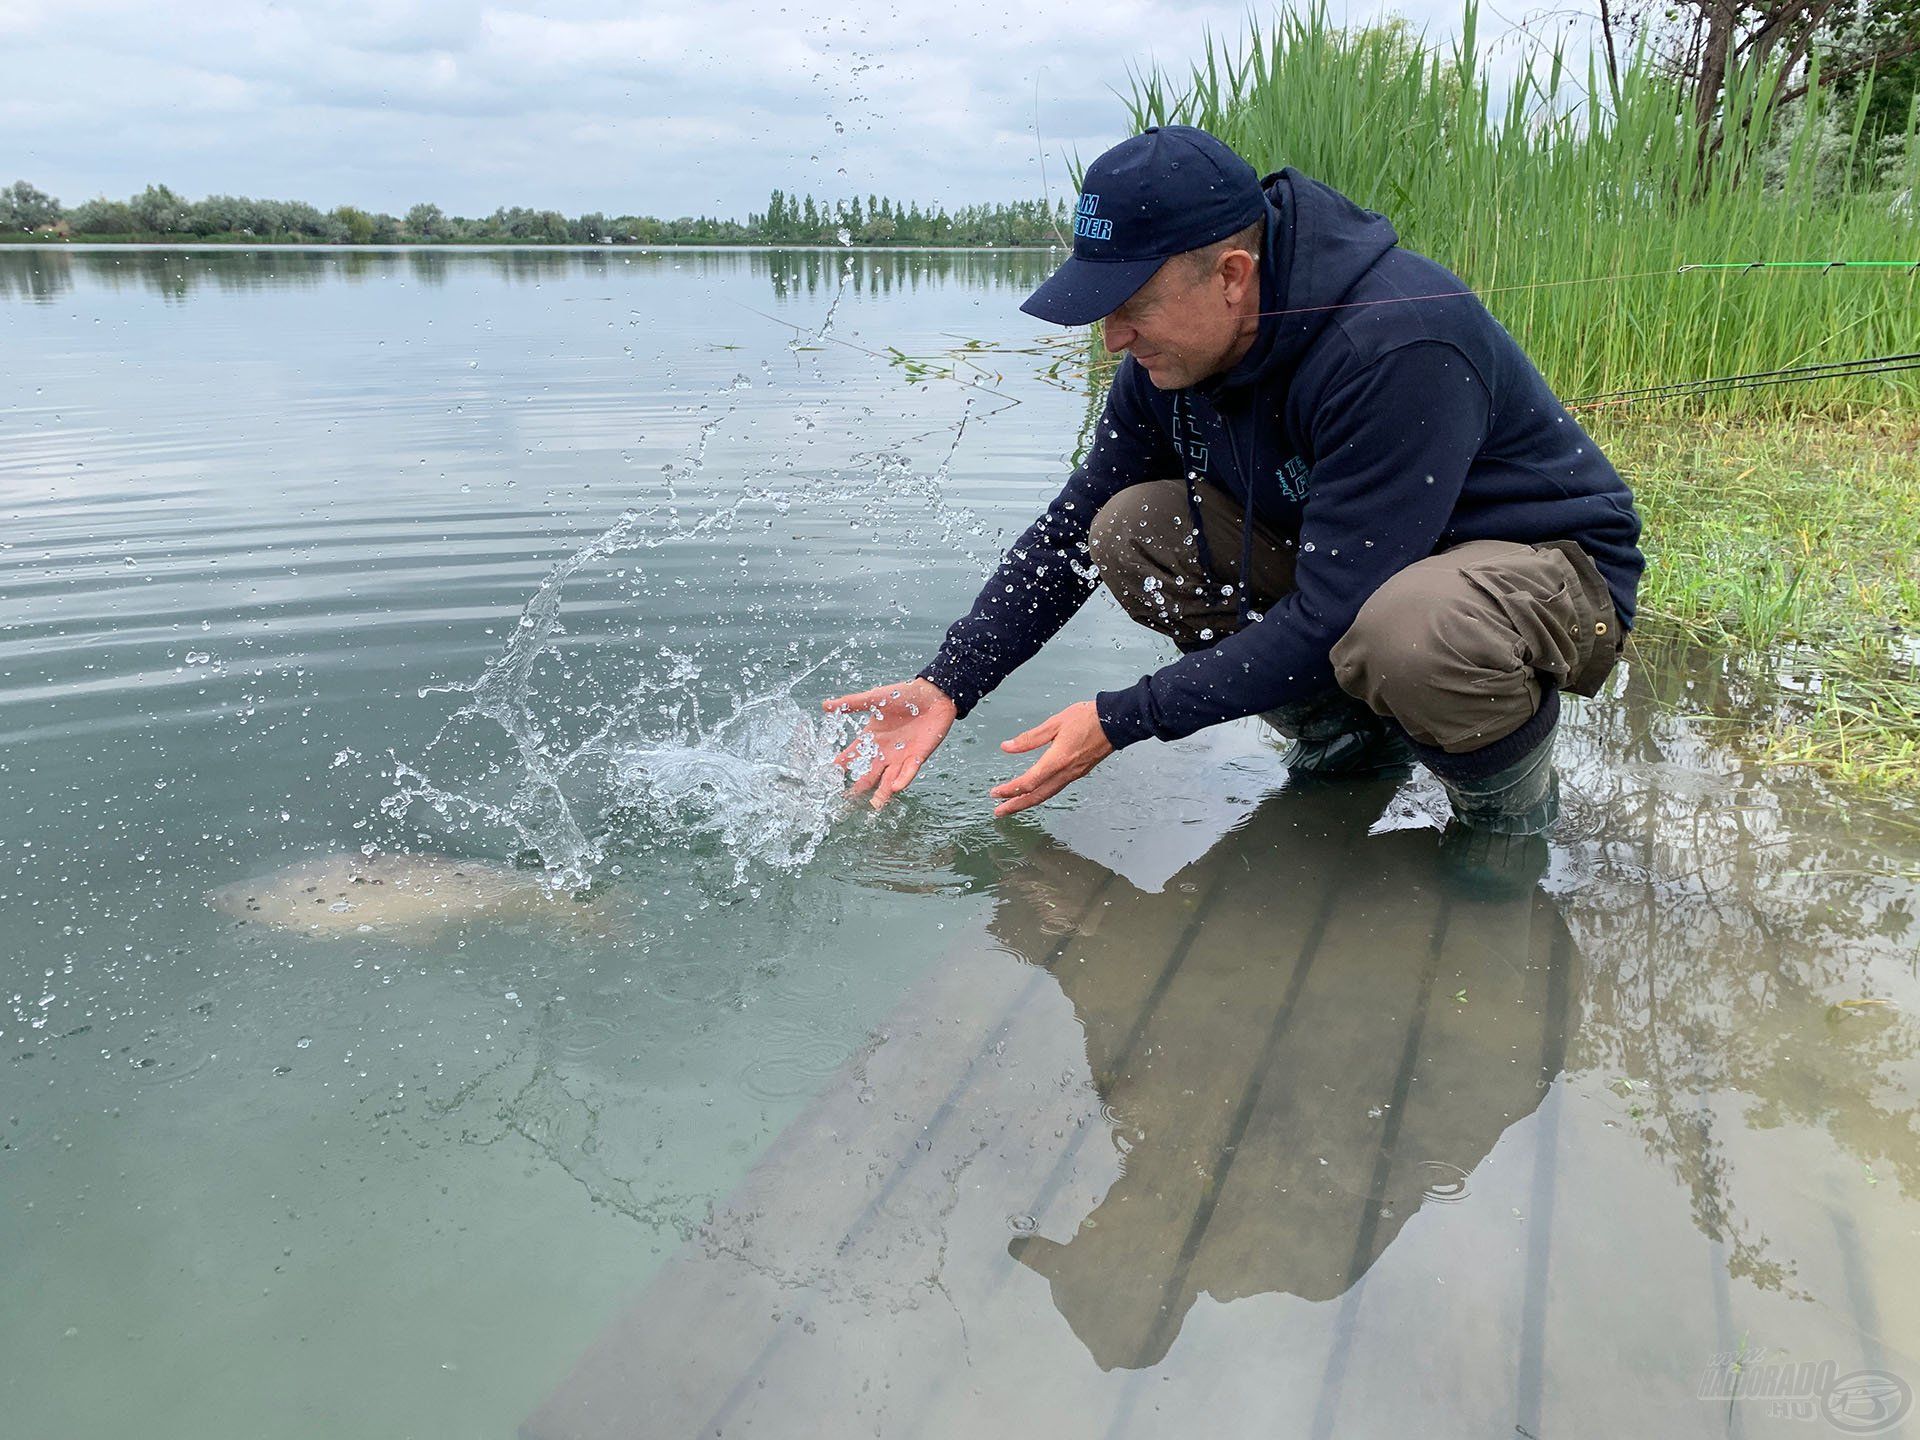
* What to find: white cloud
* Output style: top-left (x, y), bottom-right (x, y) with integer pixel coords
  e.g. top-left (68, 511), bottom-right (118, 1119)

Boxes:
top-left (2, 0), bottom-right (1537, 218)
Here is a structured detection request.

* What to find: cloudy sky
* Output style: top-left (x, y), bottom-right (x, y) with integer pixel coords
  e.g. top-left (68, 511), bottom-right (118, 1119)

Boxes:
top-left (4, 0), bottom-right (1552, 220)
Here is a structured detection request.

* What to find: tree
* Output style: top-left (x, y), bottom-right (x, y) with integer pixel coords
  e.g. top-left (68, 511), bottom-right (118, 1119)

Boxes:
top-left (331, 205), bottom-right (376, 244)
top-left (129, 183), bottom-right (189, 234)
top-left (188, 194), bottom-right (244, 236)
top-left (406, 202), bottom-right (449, 240)
top-left (1595, 0), bottom-right (1920, 167)
top-left (69, 197), bottom-right (136, 235)
top-left (277, 201), bottom-right (330, 240)
top-left (1, 180), bottom-right (61, 231)
top-left (1825, 0), bottom-right (1920, 145)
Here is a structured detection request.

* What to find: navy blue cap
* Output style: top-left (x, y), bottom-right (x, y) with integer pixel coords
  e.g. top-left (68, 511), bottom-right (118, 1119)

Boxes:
top-left (1021, 125), bottom-right (1267, 326)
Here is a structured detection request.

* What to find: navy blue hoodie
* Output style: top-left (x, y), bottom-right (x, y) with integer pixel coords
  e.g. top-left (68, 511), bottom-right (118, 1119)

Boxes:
top-left (920, 169), bottom-right (1644, 748)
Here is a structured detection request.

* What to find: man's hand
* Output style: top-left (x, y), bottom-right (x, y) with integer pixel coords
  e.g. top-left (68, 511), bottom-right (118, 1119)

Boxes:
top-left (822, 677), bottom-right (957, 810)
top-left (990, 700), bottom-right (1114, 817)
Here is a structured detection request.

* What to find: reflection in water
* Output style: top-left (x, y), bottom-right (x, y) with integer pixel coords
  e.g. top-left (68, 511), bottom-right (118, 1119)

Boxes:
top-left (526, 656), bottom-right (1920, 1438)
top-left (1558, 648), bottom-right (1920, 1299)
top-left (0, 243), bottom-right (1059, 306)
top-left (994, 783), bottom-right (1578, 1369)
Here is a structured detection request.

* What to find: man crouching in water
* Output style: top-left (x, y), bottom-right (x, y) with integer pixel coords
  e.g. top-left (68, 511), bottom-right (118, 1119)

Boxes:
top-left (824, 125), bottom-right (1643, 895)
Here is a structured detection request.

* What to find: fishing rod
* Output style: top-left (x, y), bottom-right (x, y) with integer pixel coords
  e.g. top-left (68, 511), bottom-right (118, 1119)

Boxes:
top-left (1567, 351), bottom-right (1920, 410)
top-left (1680, 260), bottom-right (1920, 273)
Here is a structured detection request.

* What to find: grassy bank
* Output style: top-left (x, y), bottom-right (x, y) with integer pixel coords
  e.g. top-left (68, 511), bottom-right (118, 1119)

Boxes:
top-left (1599, 409), bottom-right (1918, 788)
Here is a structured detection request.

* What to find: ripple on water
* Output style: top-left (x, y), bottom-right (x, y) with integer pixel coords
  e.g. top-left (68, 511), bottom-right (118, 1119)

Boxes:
top-left (1415, 1158), bottom-right (1472, 1202)
top-left (735, 1018), bottom-right (855, 1103)
top-left (551, 1011), bottom-right (624, 1063)
top-left (125, 1045), bottom-right (218, 1089)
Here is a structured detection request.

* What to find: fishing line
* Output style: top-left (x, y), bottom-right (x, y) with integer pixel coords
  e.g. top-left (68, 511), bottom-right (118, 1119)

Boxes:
top-left (1247, 258), bottom-right (1920, 322)
top-left (736, 251), bottom-right (1915, 431)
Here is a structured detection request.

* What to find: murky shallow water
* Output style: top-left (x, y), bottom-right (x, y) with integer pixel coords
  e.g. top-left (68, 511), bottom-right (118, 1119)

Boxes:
top-left (4, 248), bottom-right (1918, 1438)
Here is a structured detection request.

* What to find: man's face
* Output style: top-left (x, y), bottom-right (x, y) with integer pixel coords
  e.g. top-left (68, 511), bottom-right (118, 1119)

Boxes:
top-left (1100, 250), bottom-right (1255, 390)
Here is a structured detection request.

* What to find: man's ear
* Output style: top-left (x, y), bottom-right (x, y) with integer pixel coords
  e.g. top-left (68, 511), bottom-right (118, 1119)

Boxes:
top-left (1219, 248), bottom-right (1258, 305)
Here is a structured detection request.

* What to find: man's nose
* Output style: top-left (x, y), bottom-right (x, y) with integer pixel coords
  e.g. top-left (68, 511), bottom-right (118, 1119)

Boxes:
top-left (1102, 315), bottom-right (1132, 355)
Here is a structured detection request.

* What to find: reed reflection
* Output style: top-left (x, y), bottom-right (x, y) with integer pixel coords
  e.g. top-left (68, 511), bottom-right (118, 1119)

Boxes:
top-left (1556, 644), bottom-right (1920, 1295)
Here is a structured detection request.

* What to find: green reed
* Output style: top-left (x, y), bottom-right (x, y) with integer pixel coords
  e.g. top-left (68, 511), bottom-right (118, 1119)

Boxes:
top-left (1123, 1), bottom-right (1919, 411)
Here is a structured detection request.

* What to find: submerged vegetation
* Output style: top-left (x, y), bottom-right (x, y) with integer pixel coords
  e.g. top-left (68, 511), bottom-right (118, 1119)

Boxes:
top-left (1122, 2), bottom-right (1919, 788)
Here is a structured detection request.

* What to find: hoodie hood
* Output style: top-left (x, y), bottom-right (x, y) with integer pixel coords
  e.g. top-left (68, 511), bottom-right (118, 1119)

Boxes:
top-left (1202, 168), bottom-right (1399, 398)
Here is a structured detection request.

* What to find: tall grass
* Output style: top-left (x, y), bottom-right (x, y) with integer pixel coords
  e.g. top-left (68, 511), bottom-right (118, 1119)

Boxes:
top-left (1125, 2), bottom-right (1919, 410)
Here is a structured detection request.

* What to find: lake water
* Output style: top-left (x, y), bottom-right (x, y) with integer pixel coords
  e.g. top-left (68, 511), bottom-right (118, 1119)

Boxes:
top-left (4, 246), bottom-right (1919, 1439)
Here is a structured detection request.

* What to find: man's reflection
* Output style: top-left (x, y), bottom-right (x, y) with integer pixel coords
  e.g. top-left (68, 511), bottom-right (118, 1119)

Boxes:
top-left (991, 780), bottom-right (1580, 1370)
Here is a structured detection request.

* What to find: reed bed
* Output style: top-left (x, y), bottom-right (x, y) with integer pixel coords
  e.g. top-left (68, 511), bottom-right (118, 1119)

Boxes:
top-left (1123, 1), bottom-right (1918, 411)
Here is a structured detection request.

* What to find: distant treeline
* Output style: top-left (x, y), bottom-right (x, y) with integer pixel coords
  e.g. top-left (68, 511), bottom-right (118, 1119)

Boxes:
top-left (0, 181), bottom-right (1071, 247)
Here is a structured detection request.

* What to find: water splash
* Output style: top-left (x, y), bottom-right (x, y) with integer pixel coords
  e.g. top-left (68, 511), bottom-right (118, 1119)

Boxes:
top-left (596, 691), bottom-right (851, 885)
top-left (381, 387), bottom-right (992, 893)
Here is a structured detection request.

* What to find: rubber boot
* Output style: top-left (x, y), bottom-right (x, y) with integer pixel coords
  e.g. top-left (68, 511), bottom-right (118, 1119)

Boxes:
top-left (1260, 688), bottom-right (1414, 781)
top-left (1436, 732), bottom-right (1559, 900)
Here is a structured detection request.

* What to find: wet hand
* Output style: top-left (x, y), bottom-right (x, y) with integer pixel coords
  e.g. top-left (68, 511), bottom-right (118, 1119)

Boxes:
top-left (821, 677), bottom-right (957, 810)
top-left (990, 701), bottom-right (1114, 817)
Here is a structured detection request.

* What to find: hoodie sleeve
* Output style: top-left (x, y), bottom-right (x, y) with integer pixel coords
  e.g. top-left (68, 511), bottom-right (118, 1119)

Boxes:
top-left (919, 358), bottom-right (1176, 717)
top-left (1095, 340), bottom-right (1492, 747)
